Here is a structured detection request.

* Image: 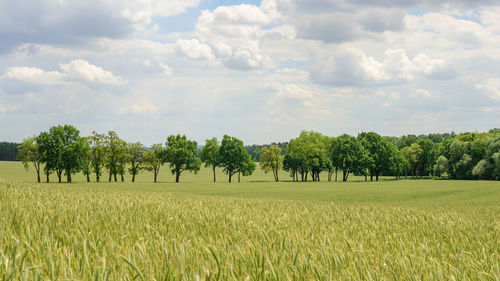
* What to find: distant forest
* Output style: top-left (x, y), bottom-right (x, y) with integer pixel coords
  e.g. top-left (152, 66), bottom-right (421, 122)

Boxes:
top-left (0, 142), bottom-right (18, 161)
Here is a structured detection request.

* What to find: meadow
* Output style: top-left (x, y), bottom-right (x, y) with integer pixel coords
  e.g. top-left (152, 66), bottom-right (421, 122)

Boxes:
top-left (0, 161), bottom-right (499, 280)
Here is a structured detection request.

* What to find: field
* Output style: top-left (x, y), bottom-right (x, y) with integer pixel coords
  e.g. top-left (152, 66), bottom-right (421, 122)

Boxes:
top-left (0, 161), bottom-right (499, 280)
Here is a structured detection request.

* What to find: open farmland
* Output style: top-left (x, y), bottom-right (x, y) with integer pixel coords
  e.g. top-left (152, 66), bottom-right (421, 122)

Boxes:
top-left (1, 161), bottom-right (499, 280)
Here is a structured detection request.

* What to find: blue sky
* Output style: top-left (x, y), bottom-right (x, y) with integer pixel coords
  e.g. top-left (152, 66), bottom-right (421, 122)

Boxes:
top-left (1, 0), bottom-right (500, 145)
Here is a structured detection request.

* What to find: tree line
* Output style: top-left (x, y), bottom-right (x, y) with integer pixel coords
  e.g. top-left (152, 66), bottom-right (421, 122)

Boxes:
top-left (0, 142), bottom-right (18, 161)
top-left (16, 125), bottom-right (500, 183)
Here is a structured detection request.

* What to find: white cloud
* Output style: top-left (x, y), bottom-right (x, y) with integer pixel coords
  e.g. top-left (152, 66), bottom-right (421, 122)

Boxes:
top-left (176, 39), bottom-right (214, 60)
top-left (121, 101), bottom-right (159, 115)
top-left (195, 4), bottom-right (275, 70)
top-left (2, 59), bottom-right (126, 85)
top-left (60, 59), bottom-right (127, 85)
top-left (476, 78), bottom-right (500, 100)
top-left (2, 66), bottom-right (65, 85)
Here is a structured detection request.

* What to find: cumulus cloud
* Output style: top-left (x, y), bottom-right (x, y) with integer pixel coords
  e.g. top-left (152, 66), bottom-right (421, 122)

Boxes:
top-left (0, 0), bottom-right (203, 52)
top-left (175, 39), bottom-right (214, 60)
top-left (194, 4), bottom-right (275, 70)
top-left (310, 47), bottom-right (450, 86)
top-left (2, 59), bottom-right (126, 86)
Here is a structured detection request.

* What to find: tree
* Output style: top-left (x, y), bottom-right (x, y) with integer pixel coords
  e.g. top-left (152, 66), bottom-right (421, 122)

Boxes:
top-left (416, 138), bottom-right (437, 177)
top-left (37, 125), bottom-right (86, 183)
top-left (286, 131), bottom-right (330, 182)
top-left (401, 143), bottom-right (423, 178)
top-left (282, 153), bottom-right (304, 182)
top-left (89, 132), bottom-right (107, 182)
top-left (105, 131), bottom-right (127, 182)
top-left (58, 125), bottom-right (86, 183)
top-left (143, 144), bottom-right (164, 183)
top-left (330, 134), bottom-right (369, 182)
top-left (128, 142), bottom-right (145, 182)
top-left (472, 159), bottom-right (492, 180)
top-left (237, 155), bottom-right (256, 183)
top-left (433, 155), bottom-right (449, 177)
top-left (358, 132), bottom-right (391, 181)
top-left (259, 145), bottom-right (282, 181)
top-left (17, 137), bottom-right (42, 183)
top-left (81, 138), bottom-right (92, 182)
top-left (164, 135), bottom-right (201, 183)
top-left (201, 138), bottom-right (220, 183)
top-left (448, 140), bottom-right (468, 178)
top-left (218, 135), bottom-right (251, 183)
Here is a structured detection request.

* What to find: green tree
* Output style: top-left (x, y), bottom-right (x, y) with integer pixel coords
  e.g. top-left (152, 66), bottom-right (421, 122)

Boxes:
top-left (330, 134), bottom-right (369, 182)
top-left (143, 144), bottom-right (164, 183)
top-left (286, 131), bottom-right (330, 182)
top-left (17, 137), bottom-right (42, 183)
top-left (128, 142), bottom-right (145, 182)
top-left (218, 135), bottom-right (251, 183)
top-left (416, 138), bottom-right (436, 177)
top-left (433, 155), bottom-right (449, 177)
top-left (237, 155), bottom-right (256, 183)
top-left (201, 137), bottom-right (220, 183)
top-left (89, 132), bottom-right (107, 182)
top-left (448, 140), bottom-right (468, 178)
top-left (81, 137), bottom-right (92, 182)
top-left (259, 145), bottom-right (282, 182)
top-left (401, 143), bottom-right (423, 178)
top-left (282, 153), bottom-right (304, 182)
top-left (164, 135), bottom-right (201, 183)
top-left (105, 131), bottom-right (127, 182)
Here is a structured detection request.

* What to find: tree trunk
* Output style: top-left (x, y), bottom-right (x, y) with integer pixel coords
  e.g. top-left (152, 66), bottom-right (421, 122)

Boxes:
top-left (46, 172), bottom-right (50, 183)
top-left (132, 173), bottom-right (136, 182)
top-left (109, 171), bottom-right (112, 182)
top-left (121, 174), bottom-right (124, 182)
top-left (57, 171), bottom-right (62, 183)
top-left (365, 174), bottom-right (367, 181)
top-left (86, 174), bottom-right (90, 182)
top-left (114, 173), bottom-right (117, 182)
top-left (376, 171), bottom-right (379, 181)
top-left (37, 170), bottom-right (41, 183)
top-left (370, 172), bottom-right (373, 181)
top-left (96, 173), bottom-right (100, 183)
top-left (317, 173), bottom-right (320, 182)
top-left (335, 169), bottom-right (338, 182)
top-left (229, 173), bottom-right (232, 183)
top-left (154, 172), bottom-right (157, 183)
top-left (67, 173), bottom-right (71, 183)
top-left (176, 171), bottom-right (180, 183)
top-left (238, 171), bottom-right (241, 183)
top-left (213, 166), bottom-right (216, 183)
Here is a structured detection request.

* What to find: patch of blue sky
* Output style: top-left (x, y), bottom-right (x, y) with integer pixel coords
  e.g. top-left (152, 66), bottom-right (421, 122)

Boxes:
top-left (151, 0), bottom-right (262, 34)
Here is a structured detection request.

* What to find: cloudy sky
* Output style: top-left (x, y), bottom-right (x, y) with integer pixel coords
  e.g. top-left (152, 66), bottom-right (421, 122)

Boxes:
top-left (1, 0), bottom-right (500, 145)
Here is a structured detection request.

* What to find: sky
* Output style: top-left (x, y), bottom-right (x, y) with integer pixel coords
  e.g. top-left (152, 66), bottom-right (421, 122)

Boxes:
top-left (1, 0), bottom-right (500, 145)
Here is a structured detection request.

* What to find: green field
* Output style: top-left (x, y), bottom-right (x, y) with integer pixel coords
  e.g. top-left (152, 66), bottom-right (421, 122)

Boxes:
top-left (1, 161), bottom-right (499, 280)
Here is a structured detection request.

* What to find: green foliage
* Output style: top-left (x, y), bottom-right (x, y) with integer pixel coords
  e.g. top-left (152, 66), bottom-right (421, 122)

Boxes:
top-left (331, 134), bottom-right (370, 181)
top-left (286, 131), bottom-right (331, 181)
top-left (142, 144), bottom-right (164, 183)
top-left (218, 135), bottom-right (252, 183)
top-left (105, 131), bottom-right (128, 182)
top-left (433, 155), bottom-right (449, 177)
top-left (0, 142), bottom-right (18, 161)
top-left (201, 137), bottom-right (220, 182)
top-left (17, 137), bottom-right (42, 182)
top-left (89, 131), bottom-right (107, 182)
top-left (128, 142), bottom-right (145, 182)
top-left (259, 145), bottom-right (282, 181)
top-left (164, 135), bottom-right (201, 183)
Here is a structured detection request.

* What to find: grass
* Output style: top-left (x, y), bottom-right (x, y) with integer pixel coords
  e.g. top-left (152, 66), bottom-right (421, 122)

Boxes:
top-left (0, 161), bottom-right (499, 280)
